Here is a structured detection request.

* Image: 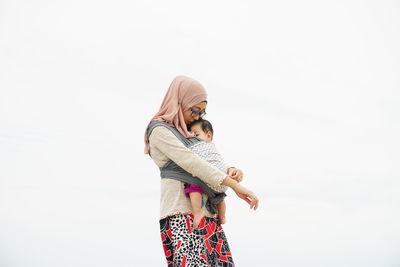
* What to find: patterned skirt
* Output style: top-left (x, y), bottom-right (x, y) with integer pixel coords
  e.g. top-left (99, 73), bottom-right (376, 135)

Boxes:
top-left (160, 214), bottom-right (235, 267)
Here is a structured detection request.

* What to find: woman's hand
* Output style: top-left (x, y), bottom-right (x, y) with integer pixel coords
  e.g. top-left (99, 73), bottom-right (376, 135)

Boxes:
top-left (233, 183), bottom-right (259, 210)
top-left (222, 177), bottom-right (259, 210)
top-left (228, 167), bottom-right (243, 183)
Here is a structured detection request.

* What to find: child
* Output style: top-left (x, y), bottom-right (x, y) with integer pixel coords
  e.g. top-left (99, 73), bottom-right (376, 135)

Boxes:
top-left (185, 119), bottom-right (242, 228)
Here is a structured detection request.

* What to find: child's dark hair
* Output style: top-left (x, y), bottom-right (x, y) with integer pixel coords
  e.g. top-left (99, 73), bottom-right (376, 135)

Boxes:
top-left (188, 118), bottom-right (214, 136)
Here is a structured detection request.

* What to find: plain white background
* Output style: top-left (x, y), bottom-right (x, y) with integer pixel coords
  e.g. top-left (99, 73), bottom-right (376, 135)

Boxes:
top-left (1, 0), bottom-right (399, 266)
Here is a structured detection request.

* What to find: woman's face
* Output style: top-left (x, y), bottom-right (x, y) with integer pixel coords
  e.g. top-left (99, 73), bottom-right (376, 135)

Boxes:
top-left (183, 101), bottom-right (207, 125)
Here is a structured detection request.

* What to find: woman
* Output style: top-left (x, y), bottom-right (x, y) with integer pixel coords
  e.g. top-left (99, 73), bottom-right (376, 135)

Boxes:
top-left (144, 75), bottom-right (259, 266)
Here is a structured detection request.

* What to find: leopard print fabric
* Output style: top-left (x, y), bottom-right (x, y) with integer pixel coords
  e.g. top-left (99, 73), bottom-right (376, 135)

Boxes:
top-left (160, 214), bottom-right (235, 267)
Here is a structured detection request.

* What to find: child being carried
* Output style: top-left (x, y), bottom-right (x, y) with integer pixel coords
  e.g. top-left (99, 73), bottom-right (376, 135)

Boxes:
top-left (185, 118), bottom-right (243, 229)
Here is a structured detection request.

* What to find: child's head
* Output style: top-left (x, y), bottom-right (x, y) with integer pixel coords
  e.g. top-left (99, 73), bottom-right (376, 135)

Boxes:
top-left (188, 118), bottom-right (214, 141)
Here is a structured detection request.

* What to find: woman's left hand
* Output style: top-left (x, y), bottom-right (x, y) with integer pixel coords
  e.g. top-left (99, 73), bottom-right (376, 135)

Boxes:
top-left (228, 168), bottom-right (243, 183)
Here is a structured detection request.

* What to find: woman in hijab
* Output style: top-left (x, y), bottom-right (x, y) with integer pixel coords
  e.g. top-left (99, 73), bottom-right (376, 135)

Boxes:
top-left (144, 75), bottom-right (259, 266)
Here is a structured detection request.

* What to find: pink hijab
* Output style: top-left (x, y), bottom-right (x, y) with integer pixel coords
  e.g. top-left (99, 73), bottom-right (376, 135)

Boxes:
top-left (144, 75), bottom-right (207, 154)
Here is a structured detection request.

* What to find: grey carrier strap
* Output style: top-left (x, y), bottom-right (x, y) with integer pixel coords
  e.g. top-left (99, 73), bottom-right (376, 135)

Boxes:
top-left (146, 121), bottom-right (226, 214)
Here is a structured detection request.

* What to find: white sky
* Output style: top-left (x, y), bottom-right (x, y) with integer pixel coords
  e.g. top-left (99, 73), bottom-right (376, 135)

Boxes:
top-left (1, 0), bottom-right (399, 266)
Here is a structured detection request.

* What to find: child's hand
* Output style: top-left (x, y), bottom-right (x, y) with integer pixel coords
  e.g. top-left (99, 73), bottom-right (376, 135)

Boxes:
top-left (228, 167), bottom-right (243, 183)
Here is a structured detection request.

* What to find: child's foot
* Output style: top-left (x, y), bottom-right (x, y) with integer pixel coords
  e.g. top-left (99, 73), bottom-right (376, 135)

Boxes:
top-left (219, 215), bottom-right (226, 224)
top-left (193, 210), bottom-right (205, 229)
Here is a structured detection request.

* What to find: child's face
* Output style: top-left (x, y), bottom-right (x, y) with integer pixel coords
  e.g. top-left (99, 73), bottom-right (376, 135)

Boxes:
top-left (191, 123), bottom-right (212, 141)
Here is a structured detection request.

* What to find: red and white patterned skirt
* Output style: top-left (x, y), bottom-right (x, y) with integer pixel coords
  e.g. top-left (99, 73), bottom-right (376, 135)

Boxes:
top-left (160, 214), bottom-right (235, 267)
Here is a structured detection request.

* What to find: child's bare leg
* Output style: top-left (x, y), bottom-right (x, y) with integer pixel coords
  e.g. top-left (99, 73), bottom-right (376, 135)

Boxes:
top-left (217, 200), bottom-right (226, 224)
top-left (189, 192), bottom-right (205, 229)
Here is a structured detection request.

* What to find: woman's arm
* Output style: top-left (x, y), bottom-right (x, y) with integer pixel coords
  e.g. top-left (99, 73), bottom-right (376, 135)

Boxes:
top-left (149, 126), bottom-right (259, 210)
